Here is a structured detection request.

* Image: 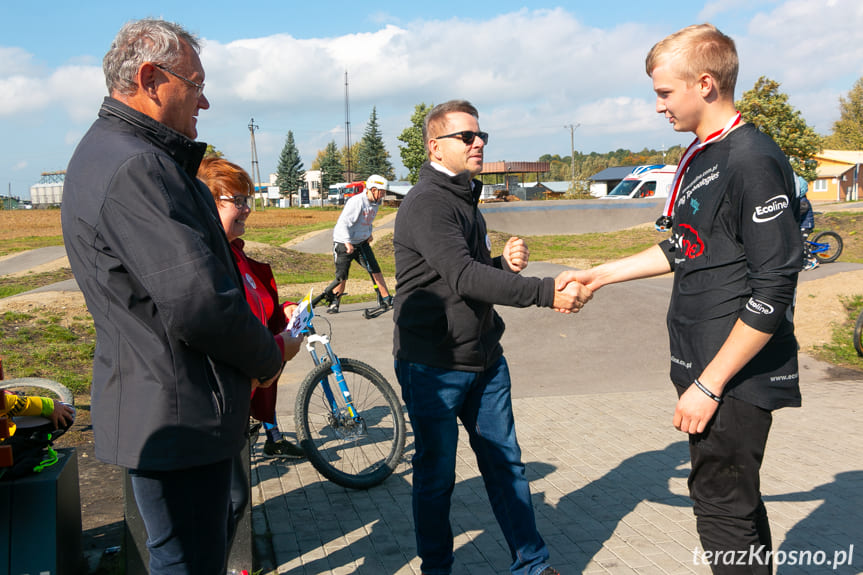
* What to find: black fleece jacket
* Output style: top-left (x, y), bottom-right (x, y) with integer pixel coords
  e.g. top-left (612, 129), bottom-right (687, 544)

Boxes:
top-left (393, 162), bottom-right (556, 371)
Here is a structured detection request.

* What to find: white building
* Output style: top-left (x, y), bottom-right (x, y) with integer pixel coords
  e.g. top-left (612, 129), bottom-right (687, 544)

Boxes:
top-left (30, 171), bottom-right (65, 207)
top-left (304, 170), bottom-right (323, 200)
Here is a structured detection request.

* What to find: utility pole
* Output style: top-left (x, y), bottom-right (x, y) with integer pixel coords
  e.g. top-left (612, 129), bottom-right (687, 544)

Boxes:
top-left (564, 123), bottom-right (580, 191)
top-left (344, 70), bottom-right (352, 182)
top-left (248, 118), bottom-right (262, 210)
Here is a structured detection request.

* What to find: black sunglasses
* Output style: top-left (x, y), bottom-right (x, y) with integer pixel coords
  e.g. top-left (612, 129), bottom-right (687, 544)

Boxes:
top-left (435, 130), bottom-right (489, 145)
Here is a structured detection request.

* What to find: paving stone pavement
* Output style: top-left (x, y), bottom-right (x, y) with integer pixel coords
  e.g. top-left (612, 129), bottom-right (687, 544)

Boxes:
top-left (250, 376), bottom-right (863, 575)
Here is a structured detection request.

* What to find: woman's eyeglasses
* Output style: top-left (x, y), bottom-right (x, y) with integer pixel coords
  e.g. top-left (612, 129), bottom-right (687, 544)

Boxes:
top-left (219, 195), bottom-right (250, 208)
top-left (435, 130), bottom-right (489, 146)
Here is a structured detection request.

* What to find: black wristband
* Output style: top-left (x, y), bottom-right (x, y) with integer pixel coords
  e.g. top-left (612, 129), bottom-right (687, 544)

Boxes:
top-left (693, 378), bottom-right (722, 403)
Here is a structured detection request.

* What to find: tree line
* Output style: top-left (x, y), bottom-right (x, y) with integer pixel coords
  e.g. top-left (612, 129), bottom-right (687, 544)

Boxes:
top-left (273, 106), bottom-right (397, 198)
top-left (267, 74), bottom-right (863, 200)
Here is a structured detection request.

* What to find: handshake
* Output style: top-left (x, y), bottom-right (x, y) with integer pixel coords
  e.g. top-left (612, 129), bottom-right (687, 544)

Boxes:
top-left (552, 270), bottom-right (594, 314)
top-left (502, 236), bottom-right (597, 315)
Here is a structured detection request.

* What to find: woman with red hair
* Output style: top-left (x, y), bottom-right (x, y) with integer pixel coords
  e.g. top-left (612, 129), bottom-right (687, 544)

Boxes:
top-left (198, 156), bottom-right (305, 459)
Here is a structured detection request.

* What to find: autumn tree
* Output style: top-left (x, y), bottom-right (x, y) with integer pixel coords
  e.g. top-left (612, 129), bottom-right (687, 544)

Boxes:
top-left (275, 131), bottom-right (305, 197)
top-left (398, 103), bottom-right (432, 184)
top-left (736, 76), bottom-right (821, 181)
top-left (356, 107), bottom-right (395, 181)
top-left (204, 144), bottom-right (224, 158)
top-left (340, 142), bottom-right (362, 180)
top-left (824, 76), bottom-right (863, 150)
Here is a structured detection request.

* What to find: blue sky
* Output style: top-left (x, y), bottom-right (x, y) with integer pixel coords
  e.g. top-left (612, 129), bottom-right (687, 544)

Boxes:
top-left (2, 1), bottom-right (862, 199)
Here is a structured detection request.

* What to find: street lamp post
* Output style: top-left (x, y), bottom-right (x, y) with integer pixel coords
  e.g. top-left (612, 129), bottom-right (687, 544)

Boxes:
top-left (564, 123), bottom-right (580, 191)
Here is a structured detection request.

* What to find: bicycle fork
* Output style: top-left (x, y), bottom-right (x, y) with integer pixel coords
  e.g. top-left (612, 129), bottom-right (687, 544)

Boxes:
top-left (305, 334), bottom-right (364, 433)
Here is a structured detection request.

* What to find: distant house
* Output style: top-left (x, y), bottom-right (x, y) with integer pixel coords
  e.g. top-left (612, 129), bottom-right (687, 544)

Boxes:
top-left (588, 166), bottom-right (636, 197)
top-left (523, 182), bottom-right (566, 200)
top-left (303, 170), bottom-right (323, 200)
top-left (809, 150), bottom-right (862, 202)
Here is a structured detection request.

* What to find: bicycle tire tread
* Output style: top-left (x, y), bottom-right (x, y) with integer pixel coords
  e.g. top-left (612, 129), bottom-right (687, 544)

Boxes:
top-left (294, 358), bottom-right (405, 489)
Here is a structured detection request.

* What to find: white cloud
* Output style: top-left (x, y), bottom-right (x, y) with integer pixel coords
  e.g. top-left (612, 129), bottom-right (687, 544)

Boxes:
top-left (13, 160), bottom-right (28, 171)
top-left (742, 0), bottom-right (863, 86)
top-left (197, 9), bottom-right (656, 143)
top-left (50, 65), bottom-right (106, 123)
top-left (0, 54), bottom-right (103, 121)
top-left (736, 0), bottom-right (863, 132)
top-left (0, 47), bottom-right (38, 75)
top-left (2, 3), bottom-right (862, 187)
top-left (698, 0), bottom-right (775, 21)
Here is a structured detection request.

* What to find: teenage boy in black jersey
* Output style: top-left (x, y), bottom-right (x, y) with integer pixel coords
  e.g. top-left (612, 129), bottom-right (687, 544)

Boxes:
top-left (557, 24), bottom-right (802, 574)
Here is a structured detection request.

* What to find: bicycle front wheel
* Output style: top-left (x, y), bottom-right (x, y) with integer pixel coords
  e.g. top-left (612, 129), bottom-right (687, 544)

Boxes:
top-left (812, 231), bottom-right (843, 263)
top-left (295, 358), bottom-right (406, 489)
top-left (854, 311), bottom-right (863, 357)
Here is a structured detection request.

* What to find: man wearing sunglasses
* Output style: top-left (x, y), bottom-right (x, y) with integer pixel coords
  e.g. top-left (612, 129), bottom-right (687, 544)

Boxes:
top-left (62, 19), bottom-right (285, 575)
top-left (392, 100), bottom-right (592, 575)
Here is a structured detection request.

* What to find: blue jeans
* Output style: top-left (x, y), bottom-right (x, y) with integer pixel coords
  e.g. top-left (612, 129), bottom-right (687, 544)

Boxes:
top-left (130, 458), bottom-right (234, 575)
top-left (396, 357), bottom-right (550, 575)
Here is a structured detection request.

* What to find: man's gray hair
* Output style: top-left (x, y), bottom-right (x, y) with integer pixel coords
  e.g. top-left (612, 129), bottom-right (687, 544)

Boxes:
top-left (103, 18), bottom-right (200, 96)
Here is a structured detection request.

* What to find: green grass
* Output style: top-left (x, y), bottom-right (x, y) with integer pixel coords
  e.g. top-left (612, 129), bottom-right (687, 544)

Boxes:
top-left (812, 295), bottom-right (863, 371)
top-left (3, 207), bottom-right (863, 398)
top-left (495, 227), bottom-right (666, 263)
top-left (243, 222), bottom-right (334, 246)
top-left (0, 269), bottom-right (75, 298)
top-left (0, 236), bottom-right (64, 257)
top-left (0, 310), bottom-right (96, 396)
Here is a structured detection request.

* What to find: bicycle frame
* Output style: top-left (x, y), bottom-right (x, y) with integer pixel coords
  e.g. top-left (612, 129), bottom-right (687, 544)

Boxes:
top-left (807, 240), bottom-right (828, 255)
top-left (302, 324), bottom-right (362, 424)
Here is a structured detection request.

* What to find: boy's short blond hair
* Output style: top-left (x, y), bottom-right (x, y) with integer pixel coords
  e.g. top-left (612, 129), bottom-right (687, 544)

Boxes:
top-left (645, 23), bottom-right (738, 99)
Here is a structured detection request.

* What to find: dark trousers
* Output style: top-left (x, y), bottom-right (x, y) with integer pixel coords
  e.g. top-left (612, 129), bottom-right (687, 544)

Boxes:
top-left (332, 240), bottom-right (381, 280)
top-left (229, 454), bottom-right (250, 550)
top-left (686, 392), bottom-right (774, 574)
top-left (129, 458), bottom-right (234, 575)
top-left (396, 357), bottom-right (550, 575)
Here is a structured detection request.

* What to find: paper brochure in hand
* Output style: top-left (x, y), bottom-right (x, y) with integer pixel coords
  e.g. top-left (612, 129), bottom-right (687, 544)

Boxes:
top-left (286, 290), bottom-right (314, 337)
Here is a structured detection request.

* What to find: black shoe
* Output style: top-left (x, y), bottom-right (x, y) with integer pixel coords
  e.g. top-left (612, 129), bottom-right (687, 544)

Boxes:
top-left (326, 296), bottom-right (341, 314)
top-left (381, 295), bottom-right (393, 308)
top-left (263, 439), bottom-right (305, 459)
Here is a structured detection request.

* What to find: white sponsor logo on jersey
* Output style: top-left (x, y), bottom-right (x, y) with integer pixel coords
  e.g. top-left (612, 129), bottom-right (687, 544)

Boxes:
top-left (752, 195), bottom-right (789, 223)
top-left (746, 297), bottom-right (775, 316)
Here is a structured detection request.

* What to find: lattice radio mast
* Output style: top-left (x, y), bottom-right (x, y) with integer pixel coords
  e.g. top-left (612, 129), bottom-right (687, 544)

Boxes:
top-left (248, 118), bottom-right (262, 210)
top-left (344, 70), bottom-right (352, 182)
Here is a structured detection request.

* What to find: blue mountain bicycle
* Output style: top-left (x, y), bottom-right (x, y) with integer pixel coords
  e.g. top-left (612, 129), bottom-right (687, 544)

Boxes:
top-left (293, 307), bottom-right (405, 489)
top-left (805, 230), bottom-right (843, 264)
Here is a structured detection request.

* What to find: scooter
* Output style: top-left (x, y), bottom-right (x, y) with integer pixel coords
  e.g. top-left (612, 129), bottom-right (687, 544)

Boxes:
top-left (313, 260), bottom-right (392, 320)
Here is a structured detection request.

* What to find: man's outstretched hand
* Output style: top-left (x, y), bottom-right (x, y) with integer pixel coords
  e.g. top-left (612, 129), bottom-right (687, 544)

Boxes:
top-left (552, 272), bottom-right (593, 313)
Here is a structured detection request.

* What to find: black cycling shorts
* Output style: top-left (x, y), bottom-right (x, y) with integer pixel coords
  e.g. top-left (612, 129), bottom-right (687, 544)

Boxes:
top-left (333, 240), bottom-right (381, 281)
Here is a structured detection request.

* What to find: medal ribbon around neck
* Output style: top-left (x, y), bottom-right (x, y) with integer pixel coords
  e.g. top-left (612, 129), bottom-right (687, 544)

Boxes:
top-left (655, 112), bottom-right (742, 231)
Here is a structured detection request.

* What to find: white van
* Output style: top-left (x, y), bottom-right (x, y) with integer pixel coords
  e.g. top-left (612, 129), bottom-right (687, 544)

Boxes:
top-left (602, 164), bottom-right (676, 199)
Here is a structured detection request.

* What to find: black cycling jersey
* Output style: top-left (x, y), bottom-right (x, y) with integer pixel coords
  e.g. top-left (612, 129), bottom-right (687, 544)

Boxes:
top-left (659, 123), bottom-right (802, 410)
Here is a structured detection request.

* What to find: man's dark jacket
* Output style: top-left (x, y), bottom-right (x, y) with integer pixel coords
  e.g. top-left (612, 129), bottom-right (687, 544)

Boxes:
top-left (393, 162), bottom-right (556, 372)
top-left (62, 98), bottom-right (283, 470)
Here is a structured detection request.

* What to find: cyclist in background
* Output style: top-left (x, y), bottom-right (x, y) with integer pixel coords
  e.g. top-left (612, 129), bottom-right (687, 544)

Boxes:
top-left (797, 175), bottom-right (817, 270)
